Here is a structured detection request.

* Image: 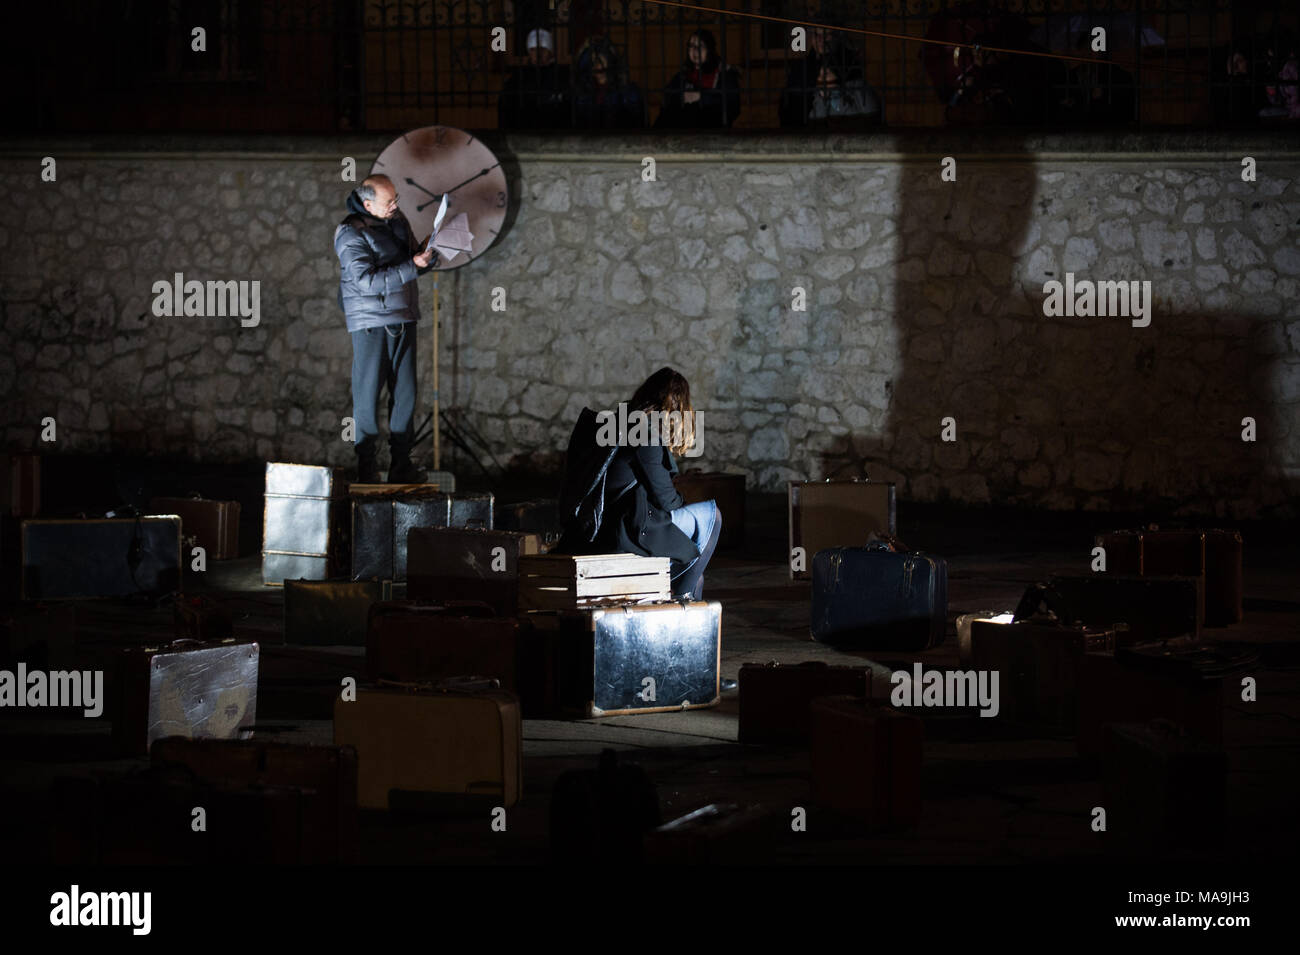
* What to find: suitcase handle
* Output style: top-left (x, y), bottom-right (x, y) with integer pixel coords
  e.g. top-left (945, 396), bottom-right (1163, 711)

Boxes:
top-left (377, 676), bottom-right (501, 693)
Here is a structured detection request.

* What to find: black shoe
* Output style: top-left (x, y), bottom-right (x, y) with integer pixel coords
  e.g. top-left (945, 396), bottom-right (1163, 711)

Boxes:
top-left (387, 460), bottom-right (427, 484)
top-left (356, 456), bottom-right (381, 485)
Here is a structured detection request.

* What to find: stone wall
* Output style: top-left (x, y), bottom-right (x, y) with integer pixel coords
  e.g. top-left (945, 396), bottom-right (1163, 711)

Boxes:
top-left (2, 132), bottom-right (1297, 518)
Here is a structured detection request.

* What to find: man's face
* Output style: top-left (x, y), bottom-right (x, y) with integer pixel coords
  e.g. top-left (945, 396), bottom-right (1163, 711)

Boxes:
top-left (528, 44), bottom-right (554, 66)
top-left (363, 182), bottom-right (399, 219)
top-left (687, 36), bottom-right (706, 66)
top-left (592, 54), bottom-right (608, 85)
top-left (810, 28), bottom-right (829, 55)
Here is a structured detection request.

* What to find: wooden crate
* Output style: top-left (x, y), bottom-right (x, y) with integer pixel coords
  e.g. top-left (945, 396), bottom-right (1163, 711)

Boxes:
top-left (519, 553), bottom-right (671, 611)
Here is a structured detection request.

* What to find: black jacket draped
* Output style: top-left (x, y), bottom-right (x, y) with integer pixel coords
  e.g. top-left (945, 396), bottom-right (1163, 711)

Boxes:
top-left (554, 414), bottom-right (697, 571)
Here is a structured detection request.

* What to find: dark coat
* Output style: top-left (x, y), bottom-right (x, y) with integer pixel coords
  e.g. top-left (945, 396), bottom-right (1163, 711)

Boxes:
top-left (498, 63), bottom-right (573, 129)
top-left (554, 410), bottom-right (696, 571)
top-left (779, 46), bottom-right (865, 127)
top-left (599, 443), bottom-right (697, 570)
top-left (654, 63), bottom-right (742, 128)
top-left (334, 190), bottom-right (434, 332)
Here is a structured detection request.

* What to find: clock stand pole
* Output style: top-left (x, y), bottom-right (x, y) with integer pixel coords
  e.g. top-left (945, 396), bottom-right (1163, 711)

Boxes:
top-left (432, 271), bottom-right (441, 473)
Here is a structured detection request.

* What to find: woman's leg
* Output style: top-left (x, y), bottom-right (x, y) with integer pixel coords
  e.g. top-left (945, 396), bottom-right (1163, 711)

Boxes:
top-left (670, 500), bottom-right (721, 599)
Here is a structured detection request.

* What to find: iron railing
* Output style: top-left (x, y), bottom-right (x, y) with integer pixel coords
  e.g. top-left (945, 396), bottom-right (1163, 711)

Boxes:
top-left (12, 0), bottom-right (1299, 132)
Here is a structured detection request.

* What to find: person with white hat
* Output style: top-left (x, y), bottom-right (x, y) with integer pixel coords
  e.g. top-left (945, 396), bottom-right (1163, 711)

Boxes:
top-left (499, 27), bottom-right (572, 128)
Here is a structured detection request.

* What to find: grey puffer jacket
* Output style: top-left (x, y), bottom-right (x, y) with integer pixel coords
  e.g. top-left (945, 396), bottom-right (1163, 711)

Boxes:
top-left (334, 190), bottom-right (436, 331)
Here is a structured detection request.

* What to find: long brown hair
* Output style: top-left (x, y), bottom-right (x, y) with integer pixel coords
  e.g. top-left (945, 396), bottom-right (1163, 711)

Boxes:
top-left (629, 367), bottom-right (696, 456)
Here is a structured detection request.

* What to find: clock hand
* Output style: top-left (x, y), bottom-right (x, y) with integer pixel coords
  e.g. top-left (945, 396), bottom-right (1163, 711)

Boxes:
top-left (404, 178), bottom-right (440, 200)
top-left (443, 162), bottom-right (502, 196)
top-left (405, 178), bottom-right (448, 213)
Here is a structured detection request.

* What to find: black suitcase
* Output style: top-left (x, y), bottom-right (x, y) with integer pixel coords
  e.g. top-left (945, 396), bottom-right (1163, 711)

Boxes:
top-left (530, 600), bottom-right (721, 717)
top-left (810, 548), bottom-right (947, 650)
top-left (262, 463), bottom-right (349, 585)
top-left (550, 748), bottom-right (661, 865)
top-left (1022, 575), bottom-right (1202, 643)
top-left (20, 516), bottom-right (182, 599)
top-left (351, 487), bottom-right (494, 581)
top-left (406, 526), bottom-right (542, 614)
top-left (496, 498), bottom-right (562, 546)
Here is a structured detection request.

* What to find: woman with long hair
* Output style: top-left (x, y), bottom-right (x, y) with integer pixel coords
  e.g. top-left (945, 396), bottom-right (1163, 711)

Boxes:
top-left (573, 36), bottom-right (645, 128)
top-left (654, 29), bottom-right (742, 129)
top-left (556, 367), bottom-right (721, 600)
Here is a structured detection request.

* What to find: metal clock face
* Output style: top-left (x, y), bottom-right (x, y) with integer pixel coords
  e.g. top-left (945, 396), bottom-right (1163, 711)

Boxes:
top-left (371, 126), bottom-right (508, 270)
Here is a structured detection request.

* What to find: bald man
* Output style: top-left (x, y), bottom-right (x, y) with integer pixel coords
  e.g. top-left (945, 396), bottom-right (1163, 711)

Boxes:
top-left (334, 175), bottom-right (438, 483)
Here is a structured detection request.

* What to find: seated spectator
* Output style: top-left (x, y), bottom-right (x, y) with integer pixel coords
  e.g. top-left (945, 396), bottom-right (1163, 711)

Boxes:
top-left (573, 36), bottom-right (645, 129)
top-left (1058, 34), bottom-right (1135, 126)
top-left (498, 28), bottom-right (572, 129)
top-left (781, 22), bottom-right (865, 127)
top-left (1259, 34), bottom-right (1300, 120)
top-left (654, 29), bottom-right (742, 129)
top-left (946, 34), bottom-right (1067, 126)
top-left (1212, 43), bottom-right (1264, 124)
top-left (809, 60), bottom-right (881, 123)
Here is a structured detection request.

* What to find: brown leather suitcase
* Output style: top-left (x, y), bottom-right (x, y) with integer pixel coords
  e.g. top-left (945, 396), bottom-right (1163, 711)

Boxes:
top-left (738, 661), bottom-right (872, 744)
top-left (1094, 529), bottom-right (1143, 575)
top-left (788, 479), bottom-right (897, 580)
top-left (52, 768), bottom-right (327, 864)
top-left (955, 610), bottom-right (1014, 666)
top-left (809, 696), bottom-right (923, 828)
top-left (149, 495), bottom-right (241, 559)
top-left (333, 681), bottom-right (522, 810)
top-left (969, 619), bottom-right (1117, 732)
top-left (1102, 720), bottom-right (1227, 856)
top-left (674, 470), bottom-right (745, 548)
top-left (406, 526), bottom-right (542, 614)
top-left (173, 593), bottom-right (234, 641)
top-left (366, 599), bottom-right (523, 698)
top-left (1095, 526), bottom-right (1242, 627)
top-left (3, 452), bottom-right (39, 518)
top-left (111, 638), bottom-right (260, 755)
top-left (151, 737), bottom-right (359, 863)
top-left (1076, 651), bottom-right (1225, 757)
top-left (1203, 529), bottom-right (1244, 626)
top-left (262, 462), bottom-right (350, 585)
top-left (283, 577), bottom-right (391, 646)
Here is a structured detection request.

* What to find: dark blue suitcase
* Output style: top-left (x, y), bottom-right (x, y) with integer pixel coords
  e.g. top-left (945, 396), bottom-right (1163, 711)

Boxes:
top-left (811, 548), bottom-right (948, 649)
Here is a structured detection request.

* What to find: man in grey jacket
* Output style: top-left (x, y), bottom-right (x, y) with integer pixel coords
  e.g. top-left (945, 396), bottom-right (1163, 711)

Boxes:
top-left (334, 174), bottom-right (437, 483)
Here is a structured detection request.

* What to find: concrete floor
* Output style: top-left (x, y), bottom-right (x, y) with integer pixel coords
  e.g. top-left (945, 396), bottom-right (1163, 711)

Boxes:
top-left (2, 489), bottom-right (1297, 864)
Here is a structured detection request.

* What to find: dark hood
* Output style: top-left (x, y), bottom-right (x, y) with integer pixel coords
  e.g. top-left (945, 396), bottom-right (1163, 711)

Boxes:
top-left (346, 189), bottom-right (373, 219)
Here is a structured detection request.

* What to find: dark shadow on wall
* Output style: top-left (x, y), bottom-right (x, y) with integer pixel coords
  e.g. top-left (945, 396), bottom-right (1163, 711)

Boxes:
top-left (819, 136), bottom-right (1293, 523)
